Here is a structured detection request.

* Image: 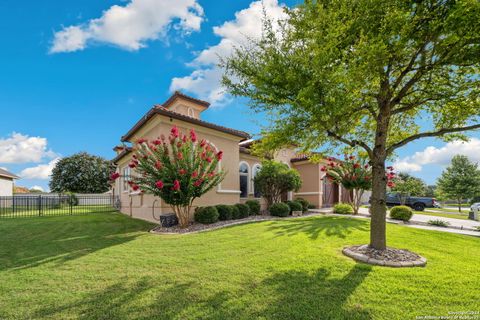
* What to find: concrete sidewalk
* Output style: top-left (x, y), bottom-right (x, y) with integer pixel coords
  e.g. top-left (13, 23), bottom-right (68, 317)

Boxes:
top-left (311, 207), bottom-right (480, 237)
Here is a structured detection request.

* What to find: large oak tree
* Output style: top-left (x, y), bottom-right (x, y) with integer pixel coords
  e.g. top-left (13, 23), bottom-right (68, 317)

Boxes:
top-left (222, 0), bottom-right (480, 250)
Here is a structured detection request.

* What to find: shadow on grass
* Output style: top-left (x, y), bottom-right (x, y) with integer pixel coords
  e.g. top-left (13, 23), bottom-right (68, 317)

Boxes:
top-left (0, 213), bottom-right (153, 271)
top-left (267, 216), bottom-right (369, 239)
top-left (258, 264), bottom-right (372, 319)
top-left (32, 265), bottom-right (371, 320)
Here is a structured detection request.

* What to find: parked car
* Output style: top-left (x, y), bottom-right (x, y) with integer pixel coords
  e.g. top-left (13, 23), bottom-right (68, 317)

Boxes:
top-left (469, 203), bottom-right (480, 221)
top-left (385, 193), bottom-right (439, 211)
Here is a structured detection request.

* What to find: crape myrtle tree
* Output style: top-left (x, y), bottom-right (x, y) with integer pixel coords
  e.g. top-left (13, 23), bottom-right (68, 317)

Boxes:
top-left (436, 155), bottom-right (480, 212)
top-left (125, 126), bottom-right (225, 228)
top-left (50, 152), bottom-right (115, 194)
top-left (222, 0), bottom-right (480, 250)
top-left (322, 155), bottom-right (374, 215)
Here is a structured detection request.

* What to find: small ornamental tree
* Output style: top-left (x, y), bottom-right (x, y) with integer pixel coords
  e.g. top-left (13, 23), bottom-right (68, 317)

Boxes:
top-left (254, 160), bottom-right (302, 208)
top-left (322, 155), bottom-right (373, 214)
top-left (122, 126), bottom-right (225, 228)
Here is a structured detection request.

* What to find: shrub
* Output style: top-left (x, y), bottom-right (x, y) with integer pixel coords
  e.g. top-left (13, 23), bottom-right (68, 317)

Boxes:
top-left (428, 219), bottom-right (450, 227)
top-left (295, 198), bottom-right (310, 212)
top-left (390, 205), bottom-right (413, 221)
top-left (254, 160), bottom-right (302, 208)
top-left (245, 200), bottom-right (261, 215)
top-left (216, 205), bottom-right (233, 221)
top-left (333, 203), bottom-right (354, 214)
top-left (194, 206), bottom-right (219, 224)
top-left (308, 203), bottom-right (316, 209)
top-left (286, 200), bottom-right (303, 213)
top-left (235, 203), bottom-right (250, 218)
top-left (269, 202), bottom-right (290, 217)
top-left (230, 205), bottom-right (241, 219)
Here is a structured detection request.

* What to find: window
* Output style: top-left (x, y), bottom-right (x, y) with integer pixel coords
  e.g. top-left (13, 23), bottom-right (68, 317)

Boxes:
top-left (122, 166), bottom-right (131, 192)
top-left (252, 164), bottom-right (262, 198)
top-left (239, 162), bottom-right (249, 198)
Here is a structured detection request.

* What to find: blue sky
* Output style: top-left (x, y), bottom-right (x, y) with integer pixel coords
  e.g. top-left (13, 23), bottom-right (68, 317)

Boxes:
top-left (0, 0), bottom-right (478, 192)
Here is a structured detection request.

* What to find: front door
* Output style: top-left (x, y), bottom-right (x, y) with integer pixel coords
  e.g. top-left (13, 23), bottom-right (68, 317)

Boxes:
top-left (322, 177), bottom-right (339, 207)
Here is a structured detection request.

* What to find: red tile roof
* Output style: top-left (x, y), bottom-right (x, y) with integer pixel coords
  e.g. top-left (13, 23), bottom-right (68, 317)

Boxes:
top-left (121, 105), bottom-right (250, 142)
top-left (112, 147), bottom-right (133, 164)
top-left (162, 91), bottom-right (210, 109)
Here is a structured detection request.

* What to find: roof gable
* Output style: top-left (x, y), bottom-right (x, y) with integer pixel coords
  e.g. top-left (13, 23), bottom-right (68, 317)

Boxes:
top-left (121, 105), bottom-right (250, 142)
top-left (0, 168), bottom-right (19, 179)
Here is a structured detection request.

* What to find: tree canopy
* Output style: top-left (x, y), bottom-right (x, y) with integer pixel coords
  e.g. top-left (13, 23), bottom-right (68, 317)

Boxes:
top-left (222, 0), bottom-right (480, 250)
top-left (436, 155), bottom-right (480, 211)
top-left (391, 172), bottom-right (427, 203)
top-left (128, 126), bottom-right (225, 228)
top-left (49, 152), bottom-right (114, 194)
top-left (254, 160), bottom-right (302, 208)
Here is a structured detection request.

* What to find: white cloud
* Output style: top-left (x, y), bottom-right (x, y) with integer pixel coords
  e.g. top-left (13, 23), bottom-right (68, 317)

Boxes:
top-left (0, 133), bottom-right (57, 164)
top-left (393, 138), bottom-right (480, 172)
top-left (50, 0), bottom-right (204, 53)
top-left (19, 158), bottom-right (61, 180)
top-left (170, 0), bottom-right (287, 106)
top-left (30, 186), bottom-right (45, 192)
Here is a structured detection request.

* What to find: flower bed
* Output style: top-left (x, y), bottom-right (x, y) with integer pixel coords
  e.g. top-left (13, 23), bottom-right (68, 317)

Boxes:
top-left (151, 211), bottom-right (323, 234)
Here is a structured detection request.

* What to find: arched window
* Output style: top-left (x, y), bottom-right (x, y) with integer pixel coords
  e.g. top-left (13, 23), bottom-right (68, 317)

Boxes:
top-left (122, 166), bottom-right (131, 192)
top-left (252, 164), bottom-right (262, 198)
top-left (239, 162), bottom-right (249, 198)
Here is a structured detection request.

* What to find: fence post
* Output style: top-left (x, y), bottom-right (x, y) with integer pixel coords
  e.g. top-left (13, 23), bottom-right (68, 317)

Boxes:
top-left (38, 195), bottom-right (42, 216)
top-left (70, 195), bottom-right (73, 215)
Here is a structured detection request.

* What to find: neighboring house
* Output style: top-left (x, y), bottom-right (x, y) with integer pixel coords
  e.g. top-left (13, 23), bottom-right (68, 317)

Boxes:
top-left (0, 168), bottom-right (19, 197)
top-left (112, 91), bottom-right (350, 222)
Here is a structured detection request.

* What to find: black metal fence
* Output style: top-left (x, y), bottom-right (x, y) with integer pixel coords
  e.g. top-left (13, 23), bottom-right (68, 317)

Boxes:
top-left (0, 194), bottom-right (120, 218)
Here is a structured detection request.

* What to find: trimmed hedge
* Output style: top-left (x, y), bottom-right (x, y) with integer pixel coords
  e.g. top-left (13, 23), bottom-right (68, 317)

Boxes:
top-left (230, 205), bottom-right (241, 219)
top-left (245, 200), bottom-right (261, 215)
top-left (286, 200), bottom-right (303, 213)
top-left (390, 205), bottom-right (413, 222)
top-left (194, 206), bottom-right (219, 224)
top-left (235, 203), bottom-right (250, 218)
top-left (216, 205), bottom-right (233, 221)
top-left (295, 198), bottom-right (310, 212)
top-left (269, 202), bottom-right (290, 217)
top-left (333, 203), bottom-right (354, 214)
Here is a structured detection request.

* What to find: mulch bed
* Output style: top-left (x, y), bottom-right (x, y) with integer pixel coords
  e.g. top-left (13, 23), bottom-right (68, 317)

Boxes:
top-left (150, 212), bottom-right (321, 234)
top-left (343, 244), bottom-right (427, 267)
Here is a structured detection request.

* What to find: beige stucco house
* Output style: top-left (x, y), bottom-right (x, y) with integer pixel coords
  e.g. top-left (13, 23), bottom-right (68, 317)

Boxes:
top-left (112, 92), bottom-right (349, 223)
top-left (0, 168), bottom-right (18, 197)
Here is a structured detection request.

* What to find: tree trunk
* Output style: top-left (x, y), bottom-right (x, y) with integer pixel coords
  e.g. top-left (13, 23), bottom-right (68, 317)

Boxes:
top-left (352, 188), bottom-right (364, 215)
top-left (369, 104), bottom-right (390, 250)
top-left (173, 205), bottom-right (191, 228)
top-left (370, 155), bottom-right (387, 250)
top-left (458, 198), bottom-right (462, 213)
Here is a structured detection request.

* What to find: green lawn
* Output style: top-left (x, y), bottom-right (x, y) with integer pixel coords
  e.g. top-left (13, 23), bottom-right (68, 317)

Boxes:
top-left (417, 210), bottom-right (470, 220)
top-left (0, 213), bottom-right (479, 319)
top-left (430, 207), bottom-right (470, 213)
top-left (0, 205), bottom-right (116, 218)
